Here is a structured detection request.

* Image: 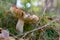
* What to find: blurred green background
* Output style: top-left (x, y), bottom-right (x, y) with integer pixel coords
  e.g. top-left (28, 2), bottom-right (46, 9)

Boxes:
top-left (0, 0), bottom-right (60, 40)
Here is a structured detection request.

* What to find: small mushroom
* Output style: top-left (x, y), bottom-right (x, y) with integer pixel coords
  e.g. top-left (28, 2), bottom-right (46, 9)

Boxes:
top-left (10, 6), bottom-right (39, 33)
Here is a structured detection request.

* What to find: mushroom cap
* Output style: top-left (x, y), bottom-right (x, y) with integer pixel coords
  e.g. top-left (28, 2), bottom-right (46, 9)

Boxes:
top-left (10, 5), bottom-right (26, 19)
top-left (10, 6), bottom-right (39, 23)
top-left (31, 15), bottom-right (39, 23)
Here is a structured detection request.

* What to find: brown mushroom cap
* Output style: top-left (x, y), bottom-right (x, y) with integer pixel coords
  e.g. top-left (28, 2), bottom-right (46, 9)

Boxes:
top-left (10, 6), bottom-right (26, 19)
top-left (10, 6), bottom-right (39, 23)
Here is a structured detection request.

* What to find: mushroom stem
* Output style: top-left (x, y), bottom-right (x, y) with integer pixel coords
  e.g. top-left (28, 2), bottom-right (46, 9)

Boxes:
top-left (16, 19), bottom-right (24, 33)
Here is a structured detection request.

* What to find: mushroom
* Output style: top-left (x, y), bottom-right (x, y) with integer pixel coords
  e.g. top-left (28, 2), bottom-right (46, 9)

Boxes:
top-left (10, 6), bottom-right (39, 33)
